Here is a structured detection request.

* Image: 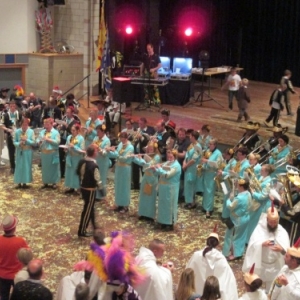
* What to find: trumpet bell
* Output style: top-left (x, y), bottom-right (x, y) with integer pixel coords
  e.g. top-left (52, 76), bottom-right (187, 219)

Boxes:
top-left (286, 164), bottom-right (300, 187)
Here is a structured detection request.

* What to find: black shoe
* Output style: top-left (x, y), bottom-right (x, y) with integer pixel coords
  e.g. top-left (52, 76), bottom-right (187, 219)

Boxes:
top-left (78, 232), bottom-right (93, 238)
top-left (138, 216), bottom-right (146, 221)
top-left (163, 225), bottom-right (174, 231)
top-left (16, 184), bottom-right (22, 189)
top-left (41, 184), bottom-right (49, 189)
top-left (113, 206), bottom-right (122, 212)
top-left (229, 104), bottom-right (233, 110)
top-left (22, 184), bottom-right (29, 189)
top-left (65, 188), bottom-right (75, 194)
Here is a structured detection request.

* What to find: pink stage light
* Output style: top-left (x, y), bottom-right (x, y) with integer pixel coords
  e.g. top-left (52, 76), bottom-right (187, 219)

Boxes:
top-left (125, 26), bottom-right (133, 35)
top-left (184, 27), bottom-right (193, 37)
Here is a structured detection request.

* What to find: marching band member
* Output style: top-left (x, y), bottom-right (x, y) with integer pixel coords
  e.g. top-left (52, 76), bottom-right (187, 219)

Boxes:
top-left (268, 134), bottom-right (291, 177)
top-left (64, 124), bottom-right (85, 194)
top-left (84, 108), bottom-right (102, 149)
top-left (248, 153), bottom-right (262, 177)
top-left (199, 138), bottom-right (223, 218)
top-left (133, 141), bottom-right (161, 221)
top-left (160, 109), bottom-right (174, 127)
top-left (165, 121), bottom-right (176, 151)
top-left (198, 124), bottom-right (213, 151)
top-left (13, 118), bottom-right (35, 188)
top-left (153, 120), bottom-right (170, 162)
top-left (93, 124), bottom-right (111, 201)
top-left (183, 131), bottom-right (202, 209)
top-left (37, 118), bottom-right (61, 189)
top-left (93, 98), bottom-right (110, 125)
top-left (237, 121), bottom-right (262, 152)
top-left (106, 89), bottom-right (126, 129)
top-left (153, 149), bottom-right (181, 231)
top-left (121, 119), bottom-right (135, 141)
top-left (42, 97), bottom-right (62, 122)
top-left (2, 101), bottom-right (22, 174)
top-left (222, 178), bottom-right (251, 261)
top-left (231, 147), bottom-right (251, 178)
top-left (247, 164), bottom-right (274, 241)
top-left (108, 132), bottom-right (134, 213)
top-left (217, 148), bottom-right (237, 220)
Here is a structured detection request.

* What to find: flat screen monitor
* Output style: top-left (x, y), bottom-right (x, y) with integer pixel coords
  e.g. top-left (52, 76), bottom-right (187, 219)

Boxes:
top-left (173, 57), bottom-right (193, 74)
top-left (158, 56), bottom-right (171, 72)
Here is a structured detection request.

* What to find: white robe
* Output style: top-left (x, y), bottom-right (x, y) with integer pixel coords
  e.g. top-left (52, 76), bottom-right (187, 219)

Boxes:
top-left (186, 248), bottom-right (238, 300)
top-left (135, 247), bottom-right (173, 300)
top-left (242, 213), bottom-right (290, 289)
top-left (270, 265), bottom-right (300, 300)
top-left (238, 289), bottom-right (268, 300)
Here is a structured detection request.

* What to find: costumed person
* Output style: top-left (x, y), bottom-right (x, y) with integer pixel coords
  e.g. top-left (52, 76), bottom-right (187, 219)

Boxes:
top-left (175, 268), bottom-right (201, 300)
top-left (216, 148), bottom-right (237, 220)
top-left (237, 78), bottom-right (251, 122)
top-left (121, 119), bottom-right (135, 140)
top-left (247, 164), bottom-right (274, 241)
top-left (152, 120), bottom-right (170, 162)
top-left (242, 204), bottom-right (290, 292)
top-left (230, 147), bottom-right (251, 178)
top-left (135, 239), bottom-right (173, 300)
top-left (133, 141), bottom-right (161, 222)
top-left (198, 138), bottom-right (223, 218)
top-left (58, 106), bottom-right (80, 178)
top-left (239, 263), bottom-right (268, 300)
top-left (142, 43), bottom-right (162, 107)
top-left (13, 118), bottom-right (35, 188)
top-left (93, 124), bottom-right (111, 202)
top-left (2, 101), bottom-right (22, 174)
top-left (236, 121), bottom-right (262, 153)
top-left (198, 124), bottom-right (213, 151)
top-left (165, 121), bottom-right (176, 151)
top-left (153, 149), bottom-right (181, 231)
top-left (221, 67), bottom-right (241, 110)
top-left (84, 108), bottom-right (102, 149)
top-left (76, 145), bottom-right (102, 237)
top-left (265, 86), bottom-right (285, 127)
top-left (37, 118), bottom-right (60, 189)
top-left (222, 178), bottom-right (251, 261)
top-left (92, 98), bottom-right (110, 126)
top-left (64, 124), bottom-right (85, 194)
top-left (183, 130), bottom-right (202, 209)
top-left (268, 134), bottom-right (291, 177)
top-left (186, 226), bottom-right (238, 300)
top-left (248, 153), bottom-right (262, 177)
top-left (280, 69), bottom-right (297, 116)
top-left (108, 132), bottom-right (134, 213)
top-left (269, 237), bottom-right (300, 300)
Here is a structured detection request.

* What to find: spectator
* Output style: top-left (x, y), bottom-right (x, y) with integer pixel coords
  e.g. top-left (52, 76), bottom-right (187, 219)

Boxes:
top-left (75, 283), bottom-right (90, 300)
top-left (10, 259), bottom-right (52, 300)
top-left (201, 276), bottom-right (221, 300)
top-left (14, 248), bottom-right (33, 284)
top-left (0, 215), bottom-right (29, 300)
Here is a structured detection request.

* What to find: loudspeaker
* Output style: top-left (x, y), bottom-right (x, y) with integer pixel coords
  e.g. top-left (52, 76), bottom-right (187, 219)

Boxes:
top-left (112, 77), bottom-right (131, 104)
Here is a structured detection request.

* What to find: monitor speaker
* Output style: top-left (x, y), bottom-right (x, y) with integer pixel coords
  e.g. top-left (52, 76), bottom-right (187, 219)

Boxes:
top-left (112, 78), bottom-right (131, 104)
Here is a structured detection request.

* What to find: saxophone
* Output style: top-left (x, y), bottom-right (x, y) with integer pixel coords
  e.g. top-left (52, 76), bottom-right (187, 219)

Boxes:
top-left (214, 160), bottom-right (227, 191)
top-left (246, 167), bottom-right (262, 192)
top-left (197, 150), bottom-right (211, 177)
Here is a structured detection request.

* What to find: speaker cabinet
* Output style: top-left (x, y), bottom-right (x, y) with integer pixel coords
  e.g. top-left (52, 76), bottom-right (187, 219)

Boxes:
top-left (112, 77), bottom-right (131, 104)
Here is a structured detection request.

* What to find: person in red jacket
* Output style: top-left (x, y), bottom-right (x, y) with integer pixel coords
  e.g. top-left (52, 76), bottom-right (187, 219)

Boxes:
top-left (0, 215), bottom-right (29, 300)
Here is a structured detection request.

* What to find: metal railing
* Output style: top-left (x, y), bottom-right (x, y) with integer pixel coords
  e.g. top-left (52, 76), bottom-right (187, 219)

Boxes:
top-left (61, 74), bottom-right (91, 108)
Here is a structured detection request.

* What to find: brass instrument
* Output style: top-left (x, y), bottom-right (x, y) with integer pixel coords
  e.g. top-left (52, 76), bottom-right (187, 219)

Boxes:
top-left (132, 129), bottom-right (142, 143)
top-left (249, 139), bottom-right (270, 154)
top-left (197, 150), bottom-right (211, 177)
top-left (233, 133), bottom-right (257, 151)
top-left (214, 160), bottom-right (227, 191)
top-left (246, 167), bottom-right (262, 192)
top-left (277, 171), bottom-right (293, 208)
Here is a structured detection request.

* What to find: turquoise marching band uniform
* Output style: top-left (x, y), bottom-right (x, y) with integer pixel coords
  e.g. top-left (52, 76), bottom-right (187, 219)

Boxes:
top-left (37, 128), bottom-right (61, 184)
top-left (154, 159), bottom-right (181, 225)
top-left (108, 141), bottom-right (134, 208)
top-left (222, 190), bottom-right (251, 258)
top-left (85, 118), bottom-right (102, 148)
top-left (253, 163), bottom-right (262, 178)
top-left (184, 142), bottom-right (202, 204)
top-left (247, 175), bottom-right (272, 241)
top-left (13, 128), bottom-right (35, 184)
top-left (198, 134), bottom-right (212, 151)
top-left (133, 154), bottom-right (161, 219)
top-left (64, 134), bottom-right (85, 190)
top-left (93, 134), bottom-right (111, 200)
top-left (201, 148), bottom-right (223, 213)
top-left (269, 144), bottom-right (291, 177)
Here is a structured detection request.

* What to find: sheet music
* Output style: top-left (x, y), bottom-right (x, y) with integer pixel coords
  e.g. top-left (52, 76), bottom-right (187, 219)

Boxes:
top-left (221, 182), bottom-right (229, 195)
top-left (207, 161), bottom-right (218, 168)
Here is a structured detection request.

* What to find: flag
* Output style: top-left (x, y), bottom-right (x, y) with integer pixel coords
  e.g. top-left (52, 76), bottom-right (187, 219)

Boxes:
top-left (96, 0), bottom-right (107, 71)
top-left (100, 30), bottom-right (111, 92)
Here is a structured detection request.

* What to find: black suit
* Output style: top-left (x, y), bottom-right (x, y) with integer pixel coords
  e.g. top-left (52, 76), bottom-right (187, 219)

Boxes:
top-left (132, 126), bottom-right (155, 189)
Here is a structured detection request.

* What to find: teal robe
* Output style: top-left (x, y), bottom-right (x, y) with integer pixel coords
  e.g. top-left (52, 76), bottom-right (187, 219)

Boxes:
top-left (202, 149), bottom-right (223, 212)
top-left (85, 118), bottom-right (102, 148)
top-left (222, 190), bottom-right (251, 257)
top-left (93, 135), bottom-right (111, 199)
top-left (184, 142), bottom-right (202, 204)
top-left (155, 160), bottom-right (181, 225)
top-left (64, 134), bottom-right (85, 189)
top-left (13, 128), bottom-right (35, 184)
top-left (269, 145), bottom-right (291, 177)
top-left (133, 154), bottom-right (161, 219)
top-left (108, 142), bottom-right (134, 207)
top-left (197, 134), bottom-right (212, 151)
top-left (37, 128), bottom-right (61, 184)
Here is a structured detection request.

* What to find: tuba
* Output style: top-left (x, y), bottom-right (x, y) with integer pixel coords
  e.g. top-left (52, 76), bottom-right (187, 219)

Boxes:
top-left (277, 173), bottom-right (293, 209)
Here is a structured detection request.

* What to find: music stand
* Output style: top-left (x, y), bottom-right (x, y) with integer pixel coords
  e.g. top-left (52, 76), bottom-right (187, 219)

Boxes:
top-left (186, 51), bottom-right (225, 109)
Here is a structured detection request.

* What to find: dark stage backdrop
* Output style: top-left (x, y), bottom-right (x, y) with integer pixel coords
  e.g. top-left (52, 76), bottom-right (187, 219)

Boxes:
top-left (106, 0), bottom-right (300, 86)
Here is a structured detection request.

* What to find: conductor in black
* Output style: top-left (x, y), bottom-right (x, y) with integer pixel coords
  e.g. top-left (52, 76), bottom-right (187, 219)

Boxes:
top-left (77, 145), bottom-right (102, 237)
top-left (142, 44), bottom-right (162, 106)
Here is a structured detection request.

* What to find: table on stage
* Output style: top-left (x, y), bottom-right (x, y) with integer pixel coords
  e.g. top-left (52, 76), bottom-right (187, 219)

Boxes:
top-left (191, 66), bottom-right (244, 96)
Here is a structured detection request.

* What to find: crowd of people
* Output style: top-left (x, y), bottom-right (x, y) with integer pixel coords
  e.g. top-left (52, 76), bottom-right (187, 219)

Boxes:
top-left (1, 81), bottom-right (300, 300)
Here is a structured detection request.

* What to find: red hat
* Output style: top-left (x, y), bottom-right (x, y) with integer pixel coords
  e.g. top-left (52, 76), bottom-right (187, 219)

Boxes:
top-left (2, 215), bottom-right (18, 232)
top-left (267, 201), bottom-right (279, 221)
top-left (244, 263), bottom-right (260, 285)
top-left (287, 237), bottom-right (300, 258)
top-left (208, 224), bottom-right (219, 241)
top-left (53, 86), bottom-right (62, 94)
top-left (165, 120), bottom-right (176, 131)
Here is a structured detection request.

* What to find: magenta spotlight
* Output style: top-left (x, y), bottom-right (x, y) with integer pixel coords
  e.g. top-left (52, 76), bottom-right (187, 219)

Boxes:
top-left (125, 26), bottom-right (133, 35)
top-left (184, 27), bottom-right (193, 37)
